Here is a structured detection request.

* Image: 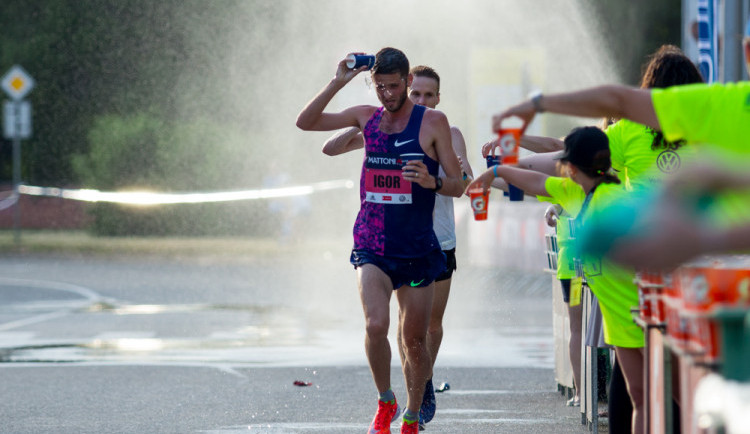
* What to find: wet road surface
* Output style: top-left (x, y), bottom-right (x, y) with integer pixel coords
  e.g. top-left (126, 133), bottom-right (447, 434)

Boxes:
top-left (0, 251), bottom-right (596, 433)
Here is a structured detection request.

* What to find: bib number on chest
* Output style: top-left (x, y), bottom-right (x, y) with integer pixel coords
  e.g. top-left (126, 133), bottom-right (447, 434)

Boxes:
top-left (364, 153), bottom-right (413, 204)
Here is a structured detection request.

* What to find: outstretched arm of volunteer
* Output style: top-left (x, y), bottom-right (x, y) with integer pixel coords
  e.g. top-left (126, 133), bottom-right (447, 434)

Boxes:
top-left (608, 163), bottom-right (750, 270)
top-left (478, 138), bottom-right (561, 193)
top-left (610, 207), bottom-right (750, 271)
top-left (465, 164), bottom-right (549, 198)
top-left (492, 85), bottom-right (659, 133)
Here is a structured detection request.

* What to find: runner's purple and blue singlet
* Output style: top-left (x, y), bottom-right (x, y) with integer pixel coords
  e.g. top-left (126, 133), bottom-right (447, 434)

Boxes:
top-left (352, 104), bottom-right (440, 258)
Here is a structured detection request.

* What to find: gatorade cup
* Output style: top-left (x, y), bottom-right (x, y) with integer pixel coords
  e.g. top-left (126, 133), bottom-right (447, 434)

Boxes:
top-left (346, 54), bottom-right (375, 70)
top-left (497, 116), bottom-right (523, 165)
top-left (469, 188), bottom-right (490, 221)
top-left (497, 117), bottom-right (524, 200)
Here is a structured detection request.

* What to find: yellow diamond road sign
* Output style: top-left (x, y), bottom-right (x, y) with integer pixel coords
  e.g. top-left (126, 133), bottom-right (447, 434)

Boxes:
top-left (2, 65), bottom-right (35, 101)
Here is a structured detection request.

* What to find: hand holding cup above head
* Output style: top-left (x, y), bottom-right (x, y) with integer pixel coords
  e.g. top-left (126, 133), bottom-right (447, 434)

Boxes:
top-left (335, 52), bottom-right (370, 84)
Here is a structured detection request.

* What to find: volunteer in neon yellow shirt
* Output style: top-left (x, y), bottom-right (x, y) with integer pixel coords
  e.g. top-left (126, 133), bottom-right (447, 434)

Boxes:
top-left (466, 126), bottom-right (646, 432)
top-left (606, 118), bottom-right (698, 191)
top-left (605, 45), bottom-right (703, 191)
top-left (652, 82), bottom-right (750, 152)
top-left (537, 176), bottom-right (643, 348)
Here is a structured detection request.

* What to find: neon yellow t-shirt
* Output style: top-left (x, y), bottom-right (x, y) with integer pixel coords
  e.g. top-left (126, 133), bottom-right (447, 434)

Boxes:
top-left (652, 82), bottom-right (750, 226)
top-left (605, 119), bottom-right (697, 191)
top-left (537, 177), bottom-right (583, 280)
top-left (579, 182), bottom-right (644, 348)
top-left (652, 82), bottom-right (750, 151)
top-left (541, 177), bottom-right (644, 348)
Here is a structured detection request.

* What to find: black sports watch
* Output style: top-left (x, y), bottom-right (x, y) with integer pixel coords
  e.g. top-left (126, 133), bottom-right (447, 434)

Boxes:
top-left (431, 175), bottom-right (443, 192)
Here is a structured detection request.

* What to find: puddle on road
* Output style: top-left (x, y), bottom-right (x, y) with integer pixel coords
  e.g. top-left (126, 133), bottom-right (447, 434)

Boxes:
top-left (1, 299), bottom-right (555, 368)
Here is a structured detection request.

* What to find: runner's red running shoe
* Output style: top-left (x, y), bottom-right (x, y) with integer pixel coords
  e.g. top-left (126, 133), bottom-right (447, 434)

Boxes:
top-left (367, 399), bottom-right (400, 434)
top-left (400, 419), bottom-right (419, 434)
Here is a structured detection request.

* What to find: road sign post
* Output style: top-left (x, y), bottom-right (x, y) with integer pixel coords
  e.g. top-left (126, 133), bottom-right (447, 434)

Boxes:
top-left (2, 65), bottom-right (35, 244)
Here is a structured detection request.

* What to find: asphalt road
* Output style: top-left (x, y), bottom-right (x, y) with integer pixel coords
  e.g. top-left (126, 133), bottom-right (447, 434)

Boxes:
top-left (0, 250), bottom-right (598, 433)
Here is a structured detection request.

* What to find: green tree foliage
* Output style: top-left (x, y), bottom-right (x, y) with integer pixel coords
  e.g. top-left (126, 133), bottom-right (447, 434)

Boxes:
top-left (1, 0), bottom-right (283, 235)
top-left (73, 112), bottom-right (254, 190)
top-left (0, 0), bottom-right (684, 236)
top-left (71, 111), bottom-right (265, 236)
top-left (0, 0), bottom-right (246, 185)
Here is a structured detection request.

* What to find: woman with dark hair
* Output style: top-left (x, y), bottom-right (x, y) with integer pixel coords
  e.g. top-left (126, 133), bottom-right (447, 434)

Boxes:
top-left (606, 44), bottom-right (704, 191)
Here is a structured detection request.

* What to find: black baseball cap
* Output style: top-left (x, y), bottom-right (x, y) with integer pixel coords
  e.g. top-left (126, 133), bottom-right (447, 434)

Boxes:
top-left (556, 126), bottom-right (611, 173)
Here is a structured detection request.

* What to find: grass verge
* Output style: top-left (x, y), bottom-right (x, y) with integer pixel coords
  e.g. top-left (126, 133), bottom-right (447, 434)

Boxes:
top-left (0, 230), bottom-right (349, 260)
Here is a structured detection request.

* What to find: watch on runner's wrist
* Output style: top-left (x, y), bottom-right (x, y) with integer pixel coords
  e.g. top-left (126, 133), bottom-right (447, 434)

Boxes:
top-left (431, 175), bottom-right (443, 192)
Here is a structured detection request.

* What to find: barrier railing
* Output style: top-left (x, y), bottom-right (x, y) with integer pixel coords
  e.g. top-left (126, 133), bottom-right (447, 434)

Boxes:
top-left (633, 255), bottom-right (750, 433)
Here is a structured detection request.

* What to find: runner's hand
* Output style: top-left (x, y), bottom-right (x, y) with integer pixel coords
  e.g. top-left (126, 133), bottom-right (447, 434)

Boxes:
top-left (334, 53), bottom-right (368, 85)
top-left (402, 161), bottom-right (434, 189)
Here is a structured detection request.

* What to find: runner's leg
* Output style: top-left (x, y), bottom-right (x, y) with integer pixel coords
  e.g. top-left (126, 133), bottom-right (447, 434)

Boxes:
top-left (567, 302), bottom-right (583, 399)
top-left (358, 264), bottom-right (395, 394)
top-left (428, 277), bottom-right (451, 371)
top-left (396, 283), bottom-right (434, 412)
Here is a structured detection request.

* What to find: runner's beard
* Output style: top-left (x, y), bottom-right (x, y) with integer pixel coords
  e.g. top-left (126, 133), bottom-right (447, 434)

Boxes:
top-left (383, 89), bottom-right (408, 113)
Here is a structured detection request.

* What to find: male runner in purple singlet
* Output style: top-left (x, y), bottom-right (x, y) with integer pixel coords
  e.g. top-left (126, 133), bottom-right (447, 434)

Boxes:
top-left (296, 47), bottom-right (463, 434)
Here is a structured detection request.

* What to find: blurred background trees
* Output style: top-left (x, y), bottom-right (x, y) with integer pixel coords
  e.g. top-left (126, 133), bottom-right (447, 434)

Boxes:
top-left (0, 0), bottom-right (683, 235)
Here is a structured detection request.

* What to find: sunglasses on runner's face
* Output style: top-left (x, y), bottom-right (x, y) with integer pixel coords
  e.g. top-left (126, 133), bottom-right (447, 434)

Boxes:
top-left (371, 78), bottom-right (405, 94)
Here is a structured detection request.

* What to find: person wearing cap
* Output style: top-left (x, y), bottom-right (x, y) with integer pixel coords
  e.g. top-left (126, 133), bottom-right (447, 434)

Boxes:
top-left (466, 126), bottom-right (647, 433)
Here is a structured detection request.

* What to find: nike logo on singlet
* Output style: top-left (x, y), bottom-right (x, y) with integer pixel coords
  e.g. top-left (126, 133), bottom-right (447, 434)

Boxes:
top-left (394, 139), bottom-right (414, 147)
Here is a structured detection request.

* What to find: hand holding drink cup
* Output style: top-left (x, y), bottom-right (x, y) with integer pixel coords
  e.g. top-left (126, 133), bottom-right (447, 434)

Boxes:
top-left (485, 144), bottom-right (501, 169)
top-left (400, 152), bottom-right (425, 184)
top-left (337, 52), bottom-right (372, 83)
top-left (492, 101), bottom-right (536, 137)
top-left (468, 187), bottom-right (490, 220)
top-left (465, 172), bottom-right (496, 221)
